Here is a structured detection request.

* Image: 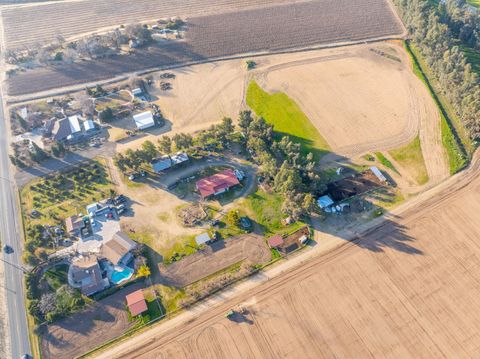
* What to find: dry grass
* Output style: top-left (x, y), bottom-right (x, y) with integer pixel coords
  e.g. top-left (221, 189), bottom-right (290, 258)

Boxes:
top-left (389, 136), bottom-right (429, 185)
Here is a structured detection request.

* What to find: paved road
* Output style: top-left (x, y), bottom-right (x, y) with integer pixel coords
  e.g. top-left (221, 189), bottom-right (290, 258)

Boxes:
top-left (0, 89), bottom-right (31, 356)
top-left (14, 140), bottom-right (116, 187)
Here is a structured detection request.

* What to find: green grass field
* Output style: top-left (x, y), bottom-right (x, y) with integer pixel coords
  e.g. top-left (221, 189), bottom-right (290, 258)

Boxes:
top-left (246, 81), bottom-right (330, 158)
top-left (242, 189), bottom-right (304, 236)
top-left (389, 136), bottom-right (429, 185)
top-left (374, 152), bottom-right (399, 175)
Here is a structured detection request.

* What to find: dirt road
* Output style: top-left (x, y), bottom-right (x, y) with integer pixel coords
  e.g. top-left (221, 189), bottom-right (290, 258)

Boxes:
top-left (93, 151), bottom-right (480, 358)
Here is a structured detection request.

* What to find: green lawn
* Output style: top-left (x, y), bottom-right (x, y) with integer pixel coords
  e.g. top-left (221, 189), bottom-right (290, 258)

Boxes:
top-left (130, 230), bottom-right (199, 266)
top-left (242, 189), bottom-right (305, 236)
top-left (246, 81), bottom-right (330, 158)
top-left (389, 136), bottom-right (429, 185)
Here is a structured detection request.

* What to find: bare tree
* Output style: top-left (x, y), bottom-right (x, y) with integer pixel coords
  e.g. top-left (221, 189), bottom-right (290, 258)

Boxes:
top-left (76, 93), bottom-right (95, 116)
top-left (62, 47), bottom-right (79, 63)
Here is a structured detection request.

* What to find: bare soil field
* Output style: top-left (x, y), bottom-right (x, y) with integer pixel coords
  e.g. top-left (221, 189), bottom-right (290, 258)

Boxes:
top-left (105, 160), bottom-right (480, 359)
top-left (2, 0), bottom-right (294, 49)
top-left (40, 282), bottom-right (145, 359)
top-left (6, 0), bottom-right (404, 96)
top-left (149, 62), bottom-right (246, 133)
top-left (258, 44), bottom-right (423, 158)
top-left (109, 161), bottom-right (202, 252)
top-left (159, 234), bottom-right (271, 287)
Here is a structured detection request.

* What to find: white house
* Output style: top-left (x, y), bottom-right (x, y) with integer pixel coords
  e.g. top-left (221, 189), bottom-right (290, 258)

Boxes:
top-left (52, 115), bottom-right (83, 141)
top-left (133, 111), bottom-right (155, 130)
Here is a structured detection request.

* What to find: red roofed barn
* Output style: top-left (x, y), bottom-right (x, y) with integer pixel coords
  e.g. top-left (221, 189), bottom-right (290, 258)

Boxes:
top-left (126, 289), bottom-right (148, 317)
top-left (196, 169), bottom-right (240, 199)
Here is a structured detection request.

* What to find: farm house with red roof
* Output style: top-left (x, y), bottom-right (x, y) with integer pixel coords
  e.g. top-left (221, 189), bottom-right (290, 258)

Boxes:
top-left (126, 289), bottom-right (148, 317)
top-left (196, 169), bottom-right (240, 199)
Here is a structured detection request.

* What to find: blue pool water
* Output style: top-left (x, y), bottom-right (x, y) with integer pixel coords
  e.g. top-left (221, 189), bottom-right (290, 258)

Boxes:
top-left (111, 266), bottom-right (134, 284)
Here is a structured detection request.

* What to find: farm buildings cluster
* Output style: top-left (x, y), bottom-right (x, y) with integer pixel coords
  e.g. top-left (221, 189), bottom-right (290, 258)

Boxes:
top-left (9, 83), bottom-right (164, 167)
top-left (4, 0), bottom-right (466, 357)
top-left (61, 195), bottom-right (138, 296)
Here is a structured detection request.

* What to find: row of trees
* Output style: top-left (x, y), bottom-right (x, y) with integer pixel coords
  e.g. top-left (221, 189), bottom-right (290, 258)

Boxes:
top-left (440, 0), bottom-right (480, 50)
top-left (393, 0), bottom-right (480, 140)
top-left (113, 117), bottom-right (235, 172)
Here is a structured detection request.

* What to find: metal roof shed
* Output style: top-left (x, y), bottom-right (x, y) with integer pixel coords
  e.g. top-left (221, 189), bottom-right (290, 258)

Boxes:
top-left (133, 111), bottom-right (155, 130)
top-left (171, 152), bottom-right (189, 165)
top-left (68, 115), bottom-right (82, 134)
top-left (151, 156), bottom-right (172, 172)
top-left (83, 119), bottom-right (95, 131)
top-left (317, 195), bottom-right (334, 209)
top-left (195, 233), bottom-right (211, 246)
top-left (370, 166), bottom-right (387, 182)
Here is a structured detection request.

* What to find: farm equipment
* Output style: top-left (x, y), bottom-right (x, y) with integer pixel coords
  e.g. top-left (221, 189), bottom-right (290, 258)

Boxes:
top-left (225, 306), bottom-right (247, 318)
top-left (225, 310), bottom-right (234, 318)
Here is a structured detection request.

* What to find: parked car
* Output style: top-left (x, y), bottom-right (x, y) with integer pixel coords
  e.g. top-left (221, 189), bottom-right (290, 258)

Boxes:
top-left (167, 182), bottom-right (178, 190)
top-left (3, 245), bottom-right (13, 254)
top-left (240, 217), bottom-right (252, 231)
top-left (114, 195), bottom-right (127, 204)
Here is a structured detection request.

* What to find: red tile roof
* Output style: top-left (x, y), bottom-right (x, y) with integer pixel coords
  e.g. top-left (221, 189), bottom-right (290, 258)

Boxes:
top-left (126, 289), bottom-right (148, 316)
top-left (196, 169), bottom-right (240, 198)
top-left (268, 234), bottom-right (284, 248)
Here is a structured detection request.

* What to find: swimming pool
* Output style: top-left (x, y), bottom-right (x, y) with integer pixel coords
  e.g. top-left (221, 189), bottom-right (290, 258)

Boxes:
top-left (110, 266), bottom-right (134, 284)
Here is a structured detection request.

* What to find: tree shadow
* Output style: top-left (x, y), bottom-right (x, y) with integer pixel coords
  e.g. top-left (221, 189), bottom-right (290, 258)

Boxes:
top-left (310, 214), bottom-right (423, 255)
top-left (14, 142), bottom-right (117, 187)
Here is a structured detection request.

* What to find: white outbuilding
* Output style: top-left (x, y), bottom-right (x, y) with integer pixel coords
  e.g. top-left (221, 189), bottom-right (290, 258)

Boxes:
top-left (83, 119), bottom-right (96, 132)
top-left (195, 233), bottom-right (211, 246)
top-left (133, 111), bottom-right (155, 130)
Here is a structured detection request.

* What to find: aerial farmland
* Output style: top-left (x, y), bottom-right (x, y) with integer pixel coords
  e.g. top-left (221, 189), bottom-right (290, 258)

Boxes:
top-left (5, 0), bottom-right (404, 96)
top-left (1, 0), bottom-right (479, 359)
top-left (108, 165), bottom-right (480, 359)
